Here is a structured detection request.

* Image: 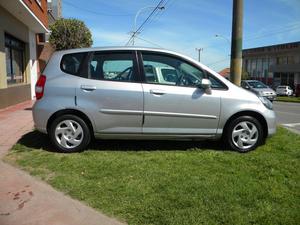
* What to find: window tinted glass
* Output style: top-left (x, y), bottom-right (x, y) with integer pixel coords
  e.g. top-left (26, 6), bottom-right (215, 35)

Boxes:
top-left (61, 53), bottom-right (85, 75)
top-left (248, 81), bottom-right (267, 88)
top-left (142, 53), bottom-right (205, 87)
top-left (5, 34), bottom-right (25, 85)
top-left (208, 75), bottom-right (227, 89)
top-left (89, 52), bottom-right (136, 82)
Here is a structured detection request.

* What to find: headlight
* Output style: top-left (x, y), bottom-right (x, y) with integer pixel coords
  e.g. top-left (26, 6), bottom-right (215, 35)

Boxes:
top-left (259, 96), bottom-right (273, 110)
top-left (258, 91), bottom-right (264, 96)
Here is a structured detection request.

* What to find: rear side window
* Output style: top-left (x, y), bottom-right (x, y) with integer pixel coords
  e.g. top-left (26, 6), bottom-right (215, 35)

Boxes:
top-left (61, 52), bottom-right (86, 75)
top-left (88, 52), bottom-right (137, 82)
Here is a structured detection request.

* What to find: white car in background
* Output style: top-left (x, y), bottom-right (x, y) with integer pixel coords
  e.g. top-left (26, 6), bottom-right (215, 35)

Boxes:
top-left (276, 86), bottom-right (293, 96)
top-left (144, 65), bottom-right (178, 85)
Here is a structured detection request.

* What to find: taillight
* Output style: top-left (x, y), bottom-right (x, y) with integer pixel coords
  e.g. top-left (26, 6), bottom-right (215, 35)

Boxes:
top-left (35, 75), bottom-right (46, 100)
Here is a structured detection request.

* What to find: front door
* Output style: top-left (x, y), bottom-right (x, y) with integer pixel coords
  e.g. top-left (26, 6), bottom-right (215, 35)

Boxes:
top-left (140, 51), bottom-right (221, 135)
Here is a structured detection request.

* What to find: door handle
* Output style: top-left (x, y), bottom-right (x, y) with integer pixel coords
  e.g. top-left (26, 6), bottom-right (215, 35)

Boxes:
top-left (80, 85), bottom-right (96, 91)
top-left (150, 89), bottom-right (166, 95)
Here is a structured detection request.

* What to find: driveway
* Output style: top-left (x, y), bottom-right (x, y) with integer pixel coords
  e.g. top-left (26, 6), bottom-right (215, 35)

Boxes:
top-left (0, 101), bottom-right (124, 225)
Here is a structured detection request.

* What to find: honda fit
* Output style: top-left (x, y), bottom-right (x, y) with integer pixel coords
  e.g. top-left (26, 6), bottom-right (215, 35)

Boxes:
top-left (33, 47), bottom-right (276, 153)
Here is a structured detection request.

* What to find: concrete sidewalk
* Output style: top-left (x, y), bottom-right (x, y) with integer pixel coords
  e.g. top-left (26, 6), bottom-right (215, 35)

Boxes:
top-left (0, 101), bottom-right (125, 225)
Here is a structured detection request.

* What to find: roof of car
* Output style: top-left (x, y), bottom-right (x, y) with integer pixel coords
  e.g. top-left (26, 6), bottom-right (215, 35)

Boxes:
top-left (55, 46), bottom-right (164, 54)
top-left (243, 80), bottom-right (261, 82)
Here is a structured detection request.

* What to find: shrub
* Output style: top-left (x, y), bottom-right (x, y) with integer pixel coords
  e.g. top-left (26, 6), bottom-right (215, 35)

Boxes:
top-left (49, 18), bottom-right (93, 50)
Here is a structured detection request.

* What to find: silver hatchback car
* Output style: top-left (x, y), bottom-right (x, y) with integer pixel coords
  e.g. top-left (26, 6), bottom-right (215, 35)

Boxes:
top-left (33, 47), bottom-right (276, 153)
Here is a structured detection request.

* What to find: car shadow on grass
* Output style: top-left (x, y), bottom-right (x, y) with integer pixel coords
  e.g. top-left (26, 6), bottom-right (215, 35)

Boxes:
top-left (17, 130), bottom-right (229, 153)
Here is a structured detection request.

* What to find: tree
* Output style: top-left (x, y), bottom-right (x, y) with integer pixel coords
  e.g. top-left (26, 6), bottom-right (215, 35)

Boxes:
top-left (49, 18), bottom-right (93, 50)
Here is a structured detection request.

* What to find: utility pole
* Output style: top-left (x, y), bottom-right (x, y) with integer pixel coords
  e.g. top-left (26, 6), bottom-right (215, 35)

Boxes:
top-left (230, 0), bottom-right (243, 86)
top-left (131, 6), bottom-right (164, 46)
top-left (195, 48), bottom-right (203, 62)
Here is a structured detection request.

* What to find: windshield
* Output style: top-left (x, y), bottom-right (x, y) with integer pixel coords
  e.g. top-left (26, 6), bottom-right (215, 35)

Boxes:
top-left (247, 81), bottom-right (267, 89)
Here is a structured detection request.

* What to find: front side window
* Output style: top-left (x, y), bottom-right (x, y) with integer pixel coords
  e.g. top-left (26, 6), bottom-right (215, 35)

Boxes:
top-left (5, 34), bottom-right (25, 85)
top-left (89, 52), bottom-right (136, 82)
top-left (141, 52), bottom-right (205, 87)
top-left (208, 75), bottom-right (227, 89)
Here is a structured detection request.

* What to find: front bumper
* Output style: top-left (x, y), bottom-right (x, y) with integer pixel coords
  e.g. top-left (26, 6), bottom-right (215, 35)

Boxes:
top-left (264, 95), bottom-right (276, 101)
top-left (265, 109), bottom-right (277, 137)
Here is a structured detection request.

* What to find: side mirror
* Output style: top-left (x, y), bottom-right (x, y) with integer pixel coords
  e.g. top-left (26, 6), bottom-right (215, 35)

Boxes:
top-left (201, 78), bottom-right (211, 89)
top-left (245, 85), bottom-right (250, 89)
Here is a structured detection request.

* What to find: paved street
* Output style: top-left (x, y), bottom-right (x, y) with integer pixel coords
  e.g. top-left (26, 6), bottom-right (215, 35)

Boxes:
top-left (273, 101), bottom-right (300, 133)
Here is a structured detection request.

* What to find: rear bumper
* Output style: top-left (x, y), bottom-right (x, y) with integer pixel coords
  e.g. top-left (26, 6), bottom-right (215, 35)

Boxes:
top-left (32, 101), bottom-right (51, 134)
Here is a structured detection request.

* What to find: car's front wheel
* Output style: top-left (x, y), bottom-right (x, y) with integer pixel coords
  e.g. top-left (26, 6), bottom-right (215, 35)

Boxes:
top-left (225, 116), bottom-right (264, 153)
top-left (49, 114), bottom-right (91, 153)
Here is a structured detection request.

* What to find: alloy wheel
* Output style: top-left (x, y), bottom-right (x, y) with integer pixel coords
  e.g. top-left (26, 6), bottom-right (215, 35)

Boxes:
top-left (55, 119), bottom-right (84, 149)
top-left (231, 121), bottom-right (258, 151)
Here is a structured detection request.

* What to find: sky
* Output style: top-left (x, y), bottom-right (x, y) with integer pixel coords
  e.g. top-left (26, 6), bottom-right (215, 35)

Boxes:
top-left (62, 0), bottom-right (300, 71)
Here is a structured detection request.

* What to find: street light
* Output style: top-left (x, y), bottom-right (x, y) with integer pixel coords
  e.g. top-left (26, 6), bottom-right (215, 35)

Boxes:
top-left (131, 5), bottom-right (165, 45)
top-left (215, 34), bottom-right (231, 57)
top-left (195, 48), bottom-right (203, 62)
top-left (215, 34), bottom-right (231, 45)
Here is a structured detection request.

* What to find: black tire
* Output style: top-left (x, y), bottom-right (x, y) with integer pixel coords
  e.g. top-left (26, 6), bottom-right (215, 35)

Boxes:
top-left (49, 114), bottom-right (91, 153)
top-left (224, 116), bottom-right (264, 153)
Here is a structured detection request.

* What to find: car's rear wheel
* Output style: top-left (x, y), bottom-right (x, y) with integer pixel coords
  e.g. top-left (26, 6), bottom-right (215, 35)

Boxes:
top-left (49, 114), bottom-right (91, 153)
top-left (225, 116), bottom-right (264, 153)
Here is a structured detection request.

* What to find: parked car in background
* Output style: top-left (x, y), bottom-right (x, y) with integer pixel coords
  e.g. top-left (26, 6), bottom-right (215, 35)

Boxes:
top-left (276, 85), bottom-right (293, 96)
top-left (295, 84), bottom-right (300, 97)
top-left (241, 80), bottom-right (276, 101)
top-left (33, 47), bottom-right (276, 153)
top-left (144, 65), bottom-right (178, 85)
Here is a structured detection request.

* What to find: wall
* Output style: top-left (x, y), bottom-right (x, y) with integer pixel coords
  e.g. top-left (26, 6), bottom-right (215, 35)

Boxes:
top-left (0, 84), bottom-right (31, 108)
top-left (29, 30), bottom-right (38, 99)
top-left (0, 6), bottom-right (30, 89)
top-left (0, 6), bottom-right (32, 108)
top-left (22, 0), bottom-right (48, 28)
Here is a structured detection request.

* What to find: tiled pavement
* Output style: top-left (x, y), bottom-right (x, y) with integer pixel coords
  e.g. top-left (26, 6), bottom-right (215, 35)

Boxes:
top-left (0, 101), bottom-right (125, 225)
top-left (0, 101), bottom-right (34, 158)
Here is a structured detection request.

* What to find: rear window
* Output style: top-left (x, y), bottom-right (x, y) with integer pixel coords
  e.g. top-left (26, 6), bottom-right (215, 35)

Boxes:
top-left (61, 52), bottom-right (86, 75)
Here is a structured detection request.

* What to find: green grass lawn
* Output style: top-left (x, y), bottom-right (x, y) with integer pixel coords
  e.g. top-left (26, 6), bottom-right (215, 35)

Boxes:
top-left (275, 96), bottom-right (300, 103)
top-left (5, 127), bottom-right (300, 225)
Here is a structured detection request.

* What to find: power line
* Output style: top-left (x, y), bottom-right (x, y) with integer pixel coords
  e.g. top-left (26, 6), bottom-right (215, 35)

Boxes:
top-left (63, 0), bottom-right (133, 17)
top-left (203, 25), bottom-right (300, 66)
top-left (201, 23), bottom-right (300, 51)
top-left (245, 26), bottom-right (300, 42)
top-left (134, 36), bottom-right (164, 48)
top-left (207, 57), bottom-right (230, 66)
top-left (126, 0), bottom-right (165, 46)
top-left (139, 0), bottom-right (174, 34)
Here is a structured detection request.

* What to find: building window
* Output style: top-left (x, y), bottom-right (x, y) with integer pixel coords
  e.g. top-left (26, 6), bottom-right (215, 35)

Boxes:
top-left (257, 58), bottom-right (262, 77)
top-left (276, 56), bottom-right (288, 65)
top-left (251, 59), bottom-right (256, 77)
top-left (262, 58), bottom-right (268, 78)
top-left (5, 34), bottom-right (26, 85)
top-left (288, 56), bottom-right (295, 64)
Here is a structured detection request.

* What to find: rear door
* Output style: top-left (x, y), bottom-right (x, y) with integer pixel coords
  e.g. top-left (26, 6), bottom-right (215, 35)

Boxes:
top-left (74, 50), bottom-right (144, 134)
